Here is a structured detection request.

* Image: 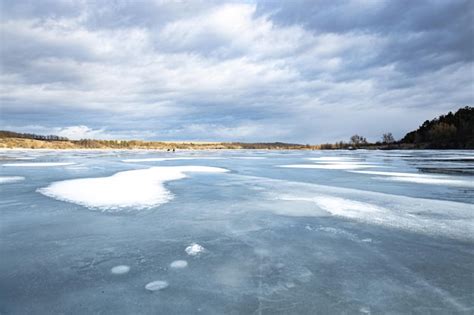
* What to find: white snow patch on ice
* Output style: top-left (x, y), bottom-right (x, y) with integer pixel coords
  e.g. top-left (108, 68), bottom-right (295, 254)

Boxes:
top-left (280, 156), bottom-right (383, 170)
top-left (279, 163), bottom-right (373, 170)
top-left (233, 157), bottom-right (267, 160)
top-left (314, 226), bottom-right (373, 243)
top-left (37, 166), bottom-right (228, 211)
top-left (0, 176), bottom-right (25, 184)
top-left (185, 243), bottom-right (206, 256)
top-left (270, 189), bottom-right (474, 241)
top-left (351, 170), bottom-right (474, 187)
top-left (278, 195), bottom-right (385, 219)
top-left (170, 260), bottom-right (188, 269)
top-left (313, 196), bottom-right (385, 217)
top-left (352, 170), bottom-right (442, 177)
top-left (122, 157), bottom-right (223, 162)
top-left (404, 156), bottom-right (474, 160)
top-left (307, 157), bottom-right (360, 161)
top-left (384, 176), bottom-right (474, 187)
top-left (3, 162), bottom-right (75, 167)
top-left (111, 265), bottom-right (130, 274)
top-left (145, 280), bottom-right (169, 291)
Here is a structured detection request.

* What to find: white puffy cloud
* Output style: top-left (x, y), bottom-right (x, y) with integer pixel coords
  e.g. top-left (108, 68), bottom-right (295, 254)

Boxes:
top-left (54, 125), bottom-right (107, 140)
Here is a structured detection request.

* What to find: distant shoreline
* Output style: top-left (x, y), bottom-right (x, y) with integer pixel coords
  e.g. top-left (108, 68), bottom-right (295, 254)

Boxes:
top-left (0, 137), bottom-right (317, 150)
top-left (1, 137), bottom-right (471, 151)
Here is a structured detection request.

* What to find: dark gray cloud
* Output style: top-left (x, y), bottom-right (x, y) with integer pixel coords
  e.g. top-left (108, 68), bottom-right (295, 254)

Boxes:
top-left (257, 0), bottom-right (473, 75)
top-left (1, 0), bottom-right (472, 142)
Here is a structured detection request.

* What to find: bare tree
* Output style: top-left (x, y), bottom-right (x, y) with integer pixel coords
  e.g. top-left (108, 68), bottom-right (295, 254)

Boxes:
top-left (350, 134), bottom-right (367, 146)
top-left (382, 132), bottom-right (395, 144)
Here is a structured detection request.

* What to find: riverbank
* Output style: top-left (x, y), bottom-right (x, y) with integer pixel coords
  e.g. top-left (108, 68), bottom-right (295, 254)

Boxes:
top-left (0, 137), bottom-right (318, 150)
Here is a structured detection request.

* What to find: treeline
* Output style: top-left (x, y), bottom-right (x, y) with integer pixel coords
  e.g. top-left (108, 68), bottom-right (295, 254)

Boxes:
top-left (318, 134), bottom-right (390, 150)
top-left (0, 130), bottom-right (69, 141)
top-left (401, 106), bottom-right (473, 149)
top-left (318, 106), bottom-right (473, 150)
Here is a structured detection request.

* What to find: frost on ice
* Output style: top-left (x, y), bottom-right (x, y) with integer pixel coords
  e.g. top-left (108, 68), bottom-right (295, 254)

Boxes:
top-left (185, 243), bottom-right (206, 256)
top-left (170, 260), bottom-right (188, 269)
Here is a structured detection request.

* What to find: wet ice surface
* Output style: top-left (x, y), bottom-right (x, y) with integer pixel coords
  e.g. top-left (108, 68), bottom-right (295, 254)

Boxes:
top-left (1, 149), bottom-right (473, 314)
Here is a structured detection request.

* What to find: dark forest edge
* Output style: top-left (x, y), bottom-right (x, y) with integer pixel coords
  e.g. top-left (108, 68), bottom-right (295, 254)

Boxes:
top-left (1, 106), bottom-right (472, 150)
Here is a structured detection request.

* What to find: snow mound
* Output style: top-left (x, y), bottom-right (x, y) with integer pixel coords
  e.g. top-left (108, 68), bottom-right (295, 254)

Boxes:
top-left (185, 243), bottom-right (206, 256)
top-left (145, 280), bottom-right (169, 291)
top-left (111, 265), bottom-right (130, 274)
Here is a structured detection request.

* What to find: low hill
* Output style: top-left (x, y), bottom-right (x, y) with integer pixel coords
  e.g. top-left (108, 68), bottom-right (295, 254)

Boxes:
top-left (0, 130), bottom-right (69, 141)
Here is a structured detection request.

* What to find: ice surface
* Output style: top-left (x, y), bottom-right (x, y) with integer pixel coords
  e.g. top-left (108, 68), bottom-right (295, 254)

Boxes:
top-left (1, 149), bottom-right (473, 314)
top-left (37, 166), bottom-right (228, 211)
top-left (0, 176), bottom-right (25, 184)
top-left (145, 280), bottom-right (169, 291)
top-left (3, 162), bottom-right (75, 167)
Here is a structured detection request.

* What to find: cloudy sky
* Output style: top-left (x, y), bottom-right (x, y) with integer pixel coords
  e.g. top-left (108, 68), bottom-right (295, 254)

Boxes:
top-left (1, 0), bottom-right (473, 143)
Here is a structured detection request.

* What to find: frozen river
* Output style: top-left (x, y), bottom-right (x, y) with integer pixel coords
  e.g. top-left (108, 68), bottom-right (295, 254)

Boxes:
top-left (1, 149), bottom-right (473, 314)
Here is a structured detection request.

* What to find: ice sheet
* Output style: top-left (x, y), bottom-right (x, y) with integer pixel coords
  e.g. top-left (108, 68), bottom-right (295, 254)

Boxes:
top-left (2, 149), bottom-right (473, 314)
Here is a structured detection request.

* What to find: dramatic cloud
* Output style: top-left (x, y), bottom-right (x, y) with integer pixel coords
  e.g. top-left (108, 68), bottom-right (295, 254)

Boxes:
top-left (1, 0), bottom-right (472, 142)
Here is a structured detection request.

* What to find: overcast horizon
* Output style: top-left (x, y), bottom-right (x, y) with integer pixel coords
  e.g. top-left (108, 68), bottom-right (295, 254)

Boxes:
top-left (1, 0), bottom-right (473, 143)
